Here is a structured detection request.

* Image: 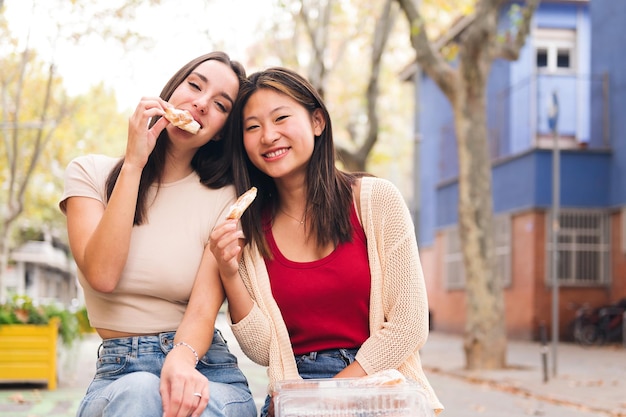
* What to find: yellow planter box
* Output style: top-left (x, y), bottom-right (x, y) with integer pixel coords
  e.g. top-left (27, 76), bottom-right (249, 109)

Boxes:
top-left (0, 319), bottom-right (58, 390)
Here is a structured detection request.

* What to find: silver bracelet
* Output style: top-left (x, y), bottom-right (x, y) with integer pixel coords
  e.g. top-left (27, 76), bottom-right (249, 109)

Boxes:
top-left (172, 341), bottom-right (199, 366)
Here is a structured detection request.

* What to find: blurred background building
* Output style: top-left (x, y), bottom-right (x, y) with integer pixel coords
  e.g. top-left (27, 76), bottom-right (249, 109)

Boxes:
top-left (405, 0), bottom-right (626, 340)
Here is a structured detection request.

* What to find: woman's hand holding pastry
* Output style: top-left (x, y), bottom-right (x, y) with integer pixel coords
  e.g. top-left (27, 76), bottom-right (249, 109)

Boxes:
top-left (125, 97), bottom-right (169, 170)
top-left (209, 187), bottom-right (256, 280)
top-left (209, 220), bottom-right (254, 324)
top-left (209, 220), bottom-right (244, 281)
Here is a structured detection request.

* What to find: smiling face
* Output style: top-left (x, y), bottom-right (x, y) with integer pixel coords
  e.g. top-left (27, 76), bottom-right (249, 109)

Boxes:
top-left (167, 59), bottom-right (240, 147)
top-left (242, 88), bottom-right (325, 182)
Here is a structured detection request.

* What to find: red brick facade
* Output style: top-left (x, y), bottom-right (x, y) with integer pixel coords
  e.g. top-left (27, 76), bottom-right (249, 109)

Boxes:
top-left (421, 210), bottom-right (626, 341)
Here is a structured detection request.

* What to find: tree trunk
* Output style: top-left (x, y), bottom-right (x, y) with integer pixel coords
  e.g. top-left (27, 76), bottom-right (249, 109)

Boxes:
top-left (454, 65), bottom-right (506, 370)
top-left (336, 150), bottom-right (366, 172)
top-left (0, 57), bottom-right (58, 301)
top-left (453, 1), bottom-right (510, 370)
top-left (395, 0), bottom-right (539, 371)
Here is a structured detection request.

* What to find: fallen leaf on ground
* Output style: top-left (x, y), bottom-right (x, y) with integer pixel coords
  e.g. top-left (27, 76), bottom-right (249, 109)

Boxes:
top-left (9, 393), bottom-right (28, 404)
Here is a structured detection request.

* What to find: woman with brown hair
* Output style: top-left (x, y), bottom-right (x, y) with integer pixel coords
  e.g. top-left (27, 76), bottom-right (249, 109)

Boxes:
top-left (210, 67), bottom-right (443, 416)
top-left (60, 52), bottom-right (256, 417)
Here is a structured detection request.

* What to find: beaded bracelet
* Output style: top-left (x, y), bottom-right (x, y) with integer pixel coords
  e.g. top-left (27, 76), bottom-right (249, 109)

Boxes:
top-left (172, 341), bottom-right (199, 367)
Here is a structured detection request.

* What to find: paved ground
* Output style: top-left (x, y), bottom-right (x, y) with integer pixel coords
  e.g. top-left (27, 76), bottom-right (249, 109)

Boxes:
top-left (0, 313), bottom-right (624, 417)
top-left (421, 331), bottom-right (626, 417)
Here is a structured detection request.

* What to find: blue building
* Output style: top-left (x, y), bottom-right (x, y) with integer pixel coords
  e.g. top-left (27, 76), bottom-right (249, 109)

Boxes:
top-left (405, 0), bottom-right (626, 340)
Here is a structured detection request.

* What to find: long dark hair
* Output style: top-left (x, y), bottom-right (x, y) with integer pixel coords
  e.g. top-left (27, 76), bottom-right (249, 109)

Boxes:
top-left (105, 51), bottom-right (246, 225)
top-left (227, 67), bottom-right (355, 259)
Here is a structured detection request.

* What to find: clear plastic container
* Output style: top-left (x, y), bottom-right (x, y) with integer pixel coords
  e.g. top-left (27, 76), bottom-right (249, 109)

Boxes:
top-left (273, 377), bottom-right (435, 417)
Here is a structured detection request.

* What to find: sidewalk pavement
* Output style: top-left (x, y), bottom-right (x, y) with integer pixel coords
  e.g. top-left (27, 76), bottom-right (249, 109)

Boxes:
top-left (0, 315), bottom-right (624, 416)
top-left (419, 331), bottom-right (626, 416)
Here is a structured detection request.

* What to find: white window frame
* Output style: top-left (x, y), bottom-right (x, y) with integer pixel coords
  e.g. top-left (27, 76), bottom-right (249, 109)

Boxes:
top-left (534, 28), bottom-right (577, 74)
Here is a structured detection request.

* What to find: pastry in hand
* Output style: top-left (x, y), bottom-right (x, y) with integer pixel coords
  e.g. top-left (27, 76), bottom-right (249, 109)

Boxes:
top-left (227, 187), bottom-right (257, 220)
top-left (163, 107), bottom-right (201, 134)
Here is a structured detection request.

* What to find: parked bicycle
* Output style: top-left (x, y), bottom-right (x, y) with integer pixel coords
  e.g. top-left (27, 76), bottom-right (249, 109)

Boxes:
top-left (572, 299), bottom-right (626, 346)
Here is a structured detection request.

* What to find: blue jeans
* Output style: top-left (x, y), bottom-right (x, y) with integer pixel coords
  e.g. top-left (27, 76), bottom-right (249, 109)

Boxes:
top-left (260, 348), bottom-right (358, 417)
top-left (77, 329), bottom-right (256, 417)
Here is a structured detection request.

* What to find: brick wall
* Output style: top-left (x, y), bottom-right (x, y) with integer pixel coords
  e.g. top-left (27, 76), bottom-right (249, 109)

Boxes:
top-left (421, 209), bottom-right (626, 341)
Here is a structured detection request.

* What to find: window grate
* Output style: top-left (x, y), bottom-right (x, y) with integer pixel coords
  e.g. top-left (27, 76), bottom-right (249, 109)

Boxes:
top-left (444, 215), bottom-right (511, 290)
top-left (546, 209), bottom-right (611, 286)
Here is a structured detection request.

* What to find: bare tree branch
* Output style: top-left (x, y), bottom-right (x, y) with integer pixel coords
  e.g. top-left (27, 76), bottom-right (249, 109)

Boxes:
top-left (300, 0), bottom-right (333, 95)
top-left (7, 45), bottom-right (30, 223)
top-left (492, 0), bottom-right (541, 60)
top-left (362, 0), bottom-right (396, 158)
top-left (396, 0), bottom-right (459, 100)
top-left (336, 0), bottom-right (396, 170)
top-left (15, 63), bottom-right (62, 220)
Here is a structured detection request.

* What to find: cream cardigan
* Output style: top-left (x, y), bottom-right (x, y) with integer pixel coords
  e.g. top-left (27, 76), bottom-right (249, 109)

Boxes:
top-left (229, 176), bottom-right (444, 413)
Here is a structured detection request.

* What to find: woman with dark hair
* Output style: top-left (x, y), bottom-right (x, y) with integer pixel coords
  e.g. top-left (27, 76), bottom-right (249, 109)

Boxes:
top-left (210, 67), bottom-right (443, 416)
top-left (60, 52), bottom-right (256, 417)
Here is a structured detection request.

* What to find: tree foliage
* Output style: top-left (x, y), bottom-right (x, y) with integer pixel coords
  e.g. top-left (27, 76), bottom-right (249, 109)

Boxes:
top-left (0, 0), bottom-right (147, 300)
top-left (245, 0), bottom-right (415, 182)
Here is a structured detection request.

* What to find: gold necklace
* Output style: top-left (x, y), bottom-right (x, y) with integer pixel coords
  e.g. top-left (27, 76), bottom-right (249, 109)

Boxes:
top-left (279, 208), bottom-right (305, 225)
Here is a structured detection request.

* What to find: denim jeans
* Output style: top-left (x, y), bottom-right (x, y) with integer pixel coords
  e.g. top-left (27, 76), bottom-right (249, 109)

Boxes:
top-left (77, 329), bottom-right (256, 417)
top-left (260, 348), bottom-right (358, 417)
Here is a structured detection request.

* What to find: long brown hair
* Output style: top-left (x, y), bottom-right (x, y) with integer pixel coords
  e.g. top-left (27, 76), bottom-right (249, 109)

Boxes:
top-left (105, 51), bottom-right (246, 225)
top-left (226, 67), bottom-right (356, 259)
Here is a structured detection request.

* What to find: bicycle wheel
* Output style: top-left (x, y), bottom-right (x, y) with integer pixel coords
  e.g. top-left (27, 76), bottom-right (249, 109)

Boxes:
top-left (576, 323), bottom-right (600, 346)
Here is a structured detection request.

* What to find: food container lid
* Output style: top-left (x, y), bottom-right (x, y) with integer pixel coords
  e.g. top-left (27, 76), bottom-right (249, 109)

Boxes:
top-left (274, 371), bottom-right (435, 417)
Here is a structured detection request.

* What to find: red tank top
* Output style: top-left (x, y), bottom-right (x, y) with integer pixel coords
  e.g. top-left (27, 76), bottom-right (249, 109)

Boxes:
top-left (264, 204), bottom-right (371, 355)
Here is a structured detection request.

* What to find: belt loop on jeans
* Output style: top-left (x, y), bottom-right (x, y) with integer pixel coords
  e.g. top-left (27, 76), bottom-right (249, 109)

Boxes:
top-left (338, 348), bottom-right (355, 366)
top-left (131, 336), bottom-right (139, 358)
top-left (160, 333), bottom-right (171, 348)
top-left (97, 342), bottom-right (104, 359)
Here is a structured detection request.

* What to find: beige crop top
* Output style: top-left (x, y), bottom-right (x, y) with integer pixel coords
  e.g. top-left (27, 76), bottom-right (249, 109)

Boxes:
top-left (59, 154), bottom-right (236, 334)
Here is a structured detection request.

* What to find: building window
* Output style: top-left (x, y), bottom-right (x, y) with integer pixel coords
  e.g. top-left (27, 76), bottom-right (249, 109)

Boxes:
top-left (534, 28), bottom-right (576, 73)
top-left (546, 210), bottom-right (611, 286)
top-left (444, 215), bottom-right (511, 290)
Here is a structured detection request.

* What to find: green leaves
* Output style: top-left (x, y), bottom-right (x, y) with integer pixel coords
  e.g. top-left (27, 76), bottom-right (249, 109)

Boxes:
top-left (0, 294), bottom-right (83, 346)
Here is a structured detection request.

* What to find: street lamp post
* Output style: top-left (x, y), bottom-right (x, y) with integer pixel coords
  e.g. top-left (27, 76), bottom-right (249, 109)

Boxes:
top-left (548, 91), bottom-right (560, 377)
